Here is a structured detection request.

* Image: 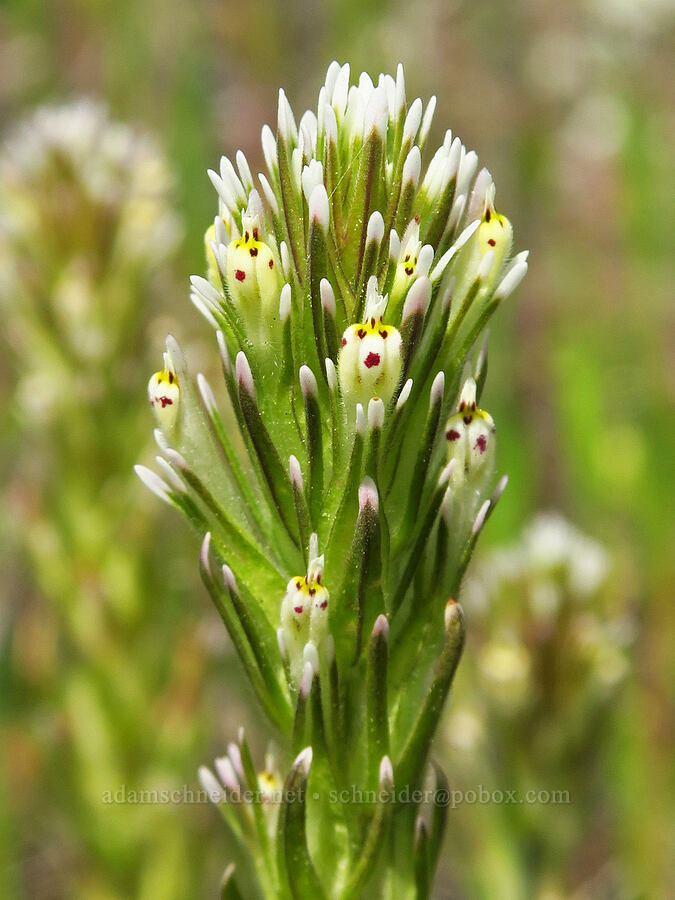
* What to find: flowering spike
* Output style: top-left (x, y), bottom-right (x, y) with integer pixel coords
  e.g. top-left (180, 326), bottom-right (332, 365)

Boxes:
top-left (137, 64), bottom-right (529, 896)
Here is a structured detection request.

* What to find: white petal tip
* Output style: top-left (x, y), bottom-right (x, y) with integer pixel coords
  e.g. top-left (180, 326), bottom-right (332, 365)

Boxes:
top-left (379, 755), bottom-right (394, 786)
top-left (472, 499), bottom-right (491, 535)
top-left (358, 476), bottom-right (379, 512)
top-left (368, 396), bottom-right (385, 429)
top-left (372, 614), bottom-right (389, 639)
top-left (235, 352), bottom-right (255, 396)
top-left (430, 371), bottom-right (445, 405)
top-left (294, 746), bottom-right (313, 773)
top-left (299, 364), bottom-right (318, 398)
top-left (309, 183), bottom-right (330, 229)
top-left (289, 454), bottom-right (303, 488)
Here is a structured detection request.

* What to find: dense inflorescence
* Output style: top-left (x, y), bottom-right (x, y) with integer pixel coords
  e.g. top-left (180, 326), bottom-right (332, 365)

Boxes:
top-left (138, 62), bottom-right (528, 898)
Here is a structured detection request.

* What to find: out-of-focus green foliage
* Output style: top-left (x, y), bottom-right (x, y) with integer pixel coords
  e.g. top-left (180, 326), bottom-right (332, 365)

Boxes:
top-left (0, 0), bottom-right (672, 897)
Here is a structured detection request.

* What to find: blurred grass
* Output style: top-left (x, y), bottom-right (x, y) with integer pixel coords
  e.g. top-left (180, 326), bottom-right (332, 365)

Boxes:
top-left (1, 0), bottom-right (673, 897)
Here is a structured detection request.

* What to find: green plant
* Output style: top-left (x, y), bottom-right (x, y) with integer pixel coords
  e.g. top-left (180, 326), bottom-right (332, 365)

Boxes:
top-left (138, 62), bottom-right (528, 898)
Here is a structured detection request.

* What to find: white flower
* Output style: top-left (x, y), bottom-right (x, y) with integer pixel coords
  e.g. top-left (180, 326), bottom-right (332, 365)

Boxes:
top-left (338, 279), bottom-right (402, 407)
top-left (148, 365), bottom-right (179, 432)
top-left (225, 206), bottom-right (281, 334)
top-left (279, 541), bottom-right (329, 686)
top-left (445, 377), bottom-right (496, 489)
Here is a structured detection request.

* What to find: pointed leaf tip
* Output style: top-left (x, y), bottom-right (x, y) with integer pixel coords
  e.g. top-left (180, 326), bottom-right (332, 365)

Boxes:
top-left (235, 351), bottom-right (255, 396)
top-left (472, 499), bottom-right (491, 535)
top-left (430, 371), bottom-right (445, 405)
top-left (200, 532), bottom-right (212, 572)
top-left (289, 454), bottom-right (303, 488)
top-left (308, 183), bottom-right (330, 229)
top-left (379, 755), bottom-right (394, 787)
top-left (372, 613), bottom-right (389, 640)
top-left (222, 564), bottom-right (237, 592)
top-left (358, 477), bottom-right (379, 512)
top-left (293, 746), bottom-right (313, 773)
top-left (368, 396), bottom-right (385, 429)
top-left (299, 364), bottom-right (318, 398)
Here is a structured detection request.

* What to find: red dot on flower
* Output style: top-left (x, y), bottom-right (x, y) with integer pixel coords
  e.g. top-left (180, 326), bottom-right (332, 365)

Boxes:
top-left (235, 269), bottom-right (246, 281)
top-left (159, 396), bottom-right (173, 408)
top-left (474, 434), bottom-right (487, 453)
top-left (341, 337), bottom-right (347, 347)
top-left (320, 600), bottom-right (327, 609)
top-left (364, 352), bottom-right (381, 369)
top-left (294, 605), bottom-right (303, 614)
top-left (446, 428), bottom-right (460, 441)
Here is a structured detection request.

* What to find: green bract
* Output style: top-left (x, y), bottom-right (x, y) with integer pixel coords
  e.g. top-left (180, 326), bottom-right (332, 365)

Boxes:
top-left (138, 61), bottom-right (528, 899)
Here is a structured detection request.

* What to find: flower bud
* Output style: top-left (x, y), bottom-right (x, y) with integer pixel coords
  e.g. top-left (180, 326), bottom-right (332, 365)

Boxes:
top-left (476, 187), bottom-right (513, 280)
top-left (147, 367), bottom-right (179, 432)
top-left (456, 184), bottom-right (513, 296)
top-left (444, 377), bottom-right (495, 489)
top-left (338, 279), bottom-right (402, 407)
top-left (225, 211), bottom-right (281, 332)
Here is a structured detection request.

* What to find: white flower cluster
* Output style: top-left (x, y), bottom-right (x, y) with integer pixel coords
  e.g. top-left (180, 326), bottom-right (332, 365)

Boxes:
top-left (0, 100), bottom-right (181, 268)
top-left (0, 100), bottom-right (182, 420)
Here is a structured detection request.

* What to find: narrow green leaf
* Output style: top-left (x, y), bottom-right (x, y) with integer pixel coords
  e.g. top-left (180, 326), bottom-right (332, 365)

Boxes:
top-left (391, 462), bottom-right (454, 614)
top-left (451, 474), bottom-right (508, 593)
top-left (222, 564), bottom-right (292, 732)
top-left (236, 352), bottom-right (298, 543)
top-left (199, 536), bottom-right (287, 731)
top-left (474, 330), bottom-right (490, 403)
top-left (428, 760), bottom-right (449, 877)
top-left (402, 372), bottom-right (444, 531)
top-left (277, 748), bottom-right (326, 900)
top-left (339, 757), bottom-right (393, 900)
top-left (396, 601), bottom-right (465, 788)
top-left (413, 817), bottom-right (430, 899)
top-left (289, 455), bottom-right (310, 565)
top-left (367, 615), bottom-right (390, 790)
top-left (276, 130), bottom-right (305, 285)
top-left (237, 728), bottom-right (276, 885)
top-left (299, 366), bottom-right (324, 527)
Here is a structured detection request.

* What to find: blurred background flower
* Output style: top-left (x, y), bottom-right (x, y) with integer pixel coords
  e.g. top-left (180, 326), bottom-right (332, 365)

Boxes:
top-left (0, 0), bottom-right (672, 897)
